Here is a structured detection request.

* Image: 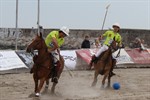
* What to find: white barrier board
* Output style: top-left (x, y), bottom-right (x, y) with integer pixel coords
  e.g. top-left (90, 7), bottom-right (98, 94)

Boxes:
top-left (0, 51), bottom-right (27, 71)
top-left (16, 50), bottom-right (77, 70)
top-left (60, 50), bottom-right (77, 69)
top-left (113, 49), bottom-right (134, 64)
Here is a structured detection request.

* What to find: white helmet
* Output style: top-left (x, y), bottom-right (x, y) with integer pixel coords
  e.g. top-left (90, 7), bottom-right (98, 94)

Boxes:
top-left (60, 26), bottom-right (69, 36)
top-left (112, 23), bottom-right (120, 28)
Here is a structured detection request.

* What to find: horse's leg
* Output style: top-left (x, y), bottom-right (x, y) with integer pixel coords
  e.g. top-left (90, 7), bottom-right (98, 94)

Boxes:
top-left (51, 82), bottom-right (57, 94)
top-left (91, 70), bottom-right (99, 87)
top-left (33, 74), bottom-right (38, 93)
top-left (42, 78), bottom-right (49, 94)
top-left (50, 69), bottom-right (62, 94)
top-left (35, 78), bottom-right (45, 96)
top-left (107, 73), bottom-right (111, 88)
top-left (45, 78), bottom-right (49, 89)
top-left (101, 70), bottom-right (109, 89)
top-left (107, 59), bottom-right (113, 88)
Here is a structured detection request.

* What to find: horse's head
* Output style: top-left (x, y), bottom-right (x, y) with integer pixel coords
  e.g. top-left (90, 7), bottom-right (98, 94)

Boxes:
top-left (110, 37), bottom-right (118, 52)
top-left (26, 33), bottom-right (46, 53)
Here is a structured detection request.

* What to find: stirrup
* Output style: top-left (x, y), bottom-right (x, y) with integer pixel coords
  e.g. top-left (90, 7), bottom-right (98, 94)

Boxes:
top-left (110, 71), bottom-right (116, 77)
top-left (91, 55), bottom-right (98, 63)
top-left (30, 68), bottom-right (33, 74)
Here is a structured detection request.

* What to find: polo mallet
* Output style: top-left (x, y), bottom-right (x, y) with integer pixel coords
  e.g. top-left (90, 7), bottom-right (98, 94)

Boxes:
top-left (54, 55), bottom-right (73, 77)
top-left (64, 64), bottom-right (73, 77)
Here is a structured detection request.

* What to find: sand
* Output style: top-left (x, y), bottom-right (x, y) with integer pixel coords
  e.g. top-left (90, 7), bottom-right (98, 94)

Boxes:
top-left (0, 68), bottom-right (150, 100)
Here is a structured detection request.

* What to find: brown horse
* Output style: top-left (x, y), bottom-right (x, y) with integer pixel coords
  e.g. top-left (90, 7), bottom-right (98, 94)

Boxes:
top-left (26, 33), bottom-right (64, 96)
top-left (91, 40), bottom-right (118, 88)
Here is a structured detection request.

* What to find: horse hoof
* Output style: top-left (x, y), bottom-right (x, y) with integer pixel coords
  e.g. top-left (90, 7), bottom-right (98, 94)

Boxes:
top-left (45, 84), bottom-right (49, 89)
top-left (100, 85), bottom-right (105, 89)
top-left (35, 93), bottom-right (41, 97)
top-left (106, 86), bottom-right (111, 89)
top-left (28, 93), bottom-right (35, 98)
top-left (91, 83), bottom-right (96, 87)
top-left (42, 88), bottom-right (48, 94)
top-left (50, 92), bottom-right (55, 96)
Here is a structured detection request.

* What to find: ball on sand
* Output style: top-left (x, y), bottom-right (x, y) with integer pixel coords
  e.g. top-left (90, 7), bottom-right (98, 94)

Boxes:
top-left (113, 82), bottom-right (120, 90)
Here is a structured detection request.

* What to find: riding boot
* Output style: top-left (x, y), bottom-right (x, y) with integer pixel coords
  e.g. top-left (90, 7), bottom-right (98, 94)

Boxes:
top-left (89, 55), bottom-right (98, 69)
top-left (53, 68), bottom-right (58, 83)
top-left (52, 61), bottom-right (60, 83)
top-left (110, 59), bottom-right (116, 77)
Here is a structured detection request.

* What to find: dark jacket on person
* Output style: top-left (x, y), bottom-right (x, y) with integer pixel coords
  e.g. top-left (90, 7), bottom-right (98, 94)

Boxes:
top-left (81, 40), bottom-right (90, 48)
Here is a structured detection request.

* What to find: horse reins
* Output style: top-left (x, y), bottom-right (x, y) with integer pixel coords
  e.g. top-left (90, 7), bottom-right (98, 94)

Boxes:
top-left (115, 48), bottom-right (121, 58)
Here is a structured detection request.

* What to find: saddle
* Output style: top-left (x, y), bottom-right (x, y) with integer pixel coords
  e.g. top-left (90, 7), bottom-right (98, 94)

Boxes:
top-left (95, 48), bottom-right (115, 76)
top-left (93, 50), bottom-right (109, 64)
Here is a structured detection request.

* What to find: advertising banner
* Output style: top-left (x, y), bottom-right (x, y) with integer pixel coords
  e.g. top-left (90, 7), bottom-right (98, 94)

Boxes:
top-left (76, 49), bottom-right (92, 64)
top-left (60, 50), bottom-right (77, 70)
top-left (147, 49), bottom-right (150, 54)
top-left (16, 50), bottom-right (77, 70)
top-left (1, 48), bottom-right (150, 71)
top-left (0, 50), bottom-right (27, 71)
top-left (113, 49), bottom-right (134, 64)
top-left (126, 49), bottom-right (150, 64)
top-left (15, 50), bottom-right (33, 68)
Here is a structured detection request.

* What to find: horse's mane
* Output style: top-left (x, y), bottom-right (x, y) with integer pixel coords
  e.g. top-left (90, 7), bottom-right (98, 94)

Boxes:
top-left (31, 33), bottom-right (51, 64)
top-left (36, 34), bottom-right (47, 49)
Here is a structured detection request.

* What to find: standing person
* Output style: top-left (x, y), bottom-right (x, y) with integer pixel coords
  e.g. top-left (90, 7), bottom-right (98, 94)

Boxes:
top-left (81, 35), bottom-right (90, 48)
top-left (90, 23), bottom-right (122, 75)
top-left (45, 26), bottom-right (69, 83)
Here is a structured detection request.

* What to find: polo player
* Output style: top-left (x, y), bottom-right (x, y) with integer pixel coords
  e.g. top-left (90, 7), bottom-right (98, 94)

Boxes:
top-left (90, 23), bottom-right (122, 75)
top-left (45, 26), bottom-right (69, 83)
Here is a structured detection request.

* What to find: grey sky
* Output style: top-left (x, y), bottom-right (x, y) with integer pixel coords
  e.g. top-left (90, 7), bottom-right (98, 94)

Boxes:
top-left (0, 0), bottom-right (150, 29)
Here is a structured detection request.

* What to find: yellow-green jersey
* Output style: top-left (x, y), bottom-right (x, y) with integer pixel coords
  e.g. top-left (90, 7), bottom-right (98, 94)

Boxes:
top-left (45, 31), bottom-right (64, 48)
top-left (102, 30), bottom-right (122, 46)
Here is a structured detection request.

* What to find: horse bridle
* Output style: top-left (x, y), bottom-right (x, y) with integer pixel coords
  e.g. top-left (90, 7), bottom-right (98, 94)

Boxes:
top-left (29, 37), bottom-right (45, 57)
top-left (109, 40), bottom-right (121, 58)
top-left (30, 48), bottom-right (35, 56)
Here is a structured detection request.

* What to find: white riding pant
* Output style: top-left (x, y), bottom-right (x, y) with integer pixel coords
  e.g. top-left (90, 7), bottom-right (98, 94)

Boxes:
top-left (95, 45), bottom-right (109, 57)
top-left (51, 50), bottom-right (60, 63)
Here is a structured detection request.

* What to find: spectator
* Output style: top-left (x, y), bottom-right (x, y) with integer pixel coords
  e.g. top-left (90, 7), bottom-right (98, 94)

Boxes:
top-left (129, 37), bottom-right (145, 50)
top-left (81, 35), bottom-right (90, 48)
top-left (140, 39), bottom-right (145, 50)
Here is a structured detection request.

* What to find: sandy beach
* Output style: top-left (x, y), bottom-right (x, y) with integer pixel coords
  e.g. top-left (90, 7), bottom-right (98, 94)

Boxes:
top-left (0, 68), bottom-right (150, 100)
